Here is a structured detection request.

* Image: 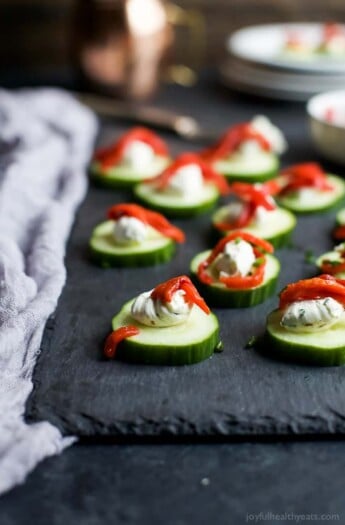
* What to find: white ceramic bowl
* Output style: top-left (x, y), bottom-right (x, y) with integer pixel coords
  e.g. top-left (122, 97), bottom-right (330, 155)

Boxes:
top-left (307, 90), bottom-right (345, 165)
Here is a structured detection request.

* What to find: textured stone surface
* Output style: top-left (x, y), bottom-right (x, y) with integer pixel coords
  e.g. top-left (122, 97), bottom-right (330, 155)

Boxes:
top-left (1, 441), bottom-right (345, 525)
top-left (26, 76), bottom-right (345, 438)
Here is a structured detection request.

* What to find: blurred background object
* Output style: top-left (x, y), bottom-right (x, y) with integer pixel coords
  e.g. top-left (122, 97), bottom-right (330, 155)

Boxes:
top-left (0, 0), bottom-right (345, 97)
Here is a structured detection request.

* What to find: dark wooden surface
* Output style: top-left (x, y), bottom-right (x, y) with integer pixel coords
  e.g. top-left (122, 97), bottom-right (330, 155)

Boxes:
top-left (26, 76), bottom-right (345, 439)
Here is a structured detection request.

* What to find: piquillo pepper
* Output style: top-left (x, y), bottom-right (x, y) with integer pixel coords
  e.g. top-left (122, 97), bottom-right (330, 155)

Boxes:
top-left (107, 203), bottom-right (185, 243)
top-left (279, 274), bottom-right (345, 310)
top-left (151, 275), bottom-right (210, 314)
top-left (104, 326), bottom-right (140, 359)
top-left (152, 153), bottom-right (230, 195)
top-left (197, 231), bottom-right (273, 289)
top-left (95, 127), bottom-right (168, 169)
top-left (279, 163), bottom-right (334, 195)
top-left (214, 181), bottom-right (277, 231)
top-left (200, 123), bottom-right (271, 162)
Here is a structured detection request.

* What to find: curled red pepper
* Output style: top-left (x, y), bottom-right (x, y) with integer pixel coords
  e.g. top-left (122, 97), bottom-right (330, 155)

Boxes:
top-left (279, 163), bottom-right (334, 195)
top-left (200, 123), bottom-right (271, 162)
top-left (214, 182), bottom-right (277, 231)
top-left (104, 326), bottom-right (140, 359)
top-left (333, 225), bottom-right (345, 241)
top-left (197, 231), bottom-right (273, 289)
top-left (323, 22), bottom-right (345, 43)
top-left (107, 203), bottom-right (185, 243)
top-left (151, 275), bottom-right (210, 314)
top-left (150, 153), bottom-right (230, 195)
top-left (94, 127), bottom-right (168, 169)
top-left (279, 274), bottom-right (345, 310)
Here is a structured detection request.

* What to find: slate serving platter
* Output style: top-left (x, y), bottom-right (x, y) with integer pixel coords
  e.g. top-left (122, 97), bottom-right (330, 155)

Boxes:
top-left (26, 90), bottom-right (345, 439)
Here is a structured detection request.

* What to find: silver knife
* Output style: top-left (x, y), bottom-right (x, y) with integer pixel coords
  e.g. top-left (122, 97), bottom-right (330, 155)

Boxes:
top-left (75, 92), bottom-right (218, 143)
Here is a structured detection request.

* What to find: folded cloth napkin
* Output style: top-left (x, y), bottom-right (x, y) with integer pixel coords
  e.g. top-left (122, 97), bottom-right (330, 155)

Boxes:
top-left (0, 89), bottom-right (98, 494)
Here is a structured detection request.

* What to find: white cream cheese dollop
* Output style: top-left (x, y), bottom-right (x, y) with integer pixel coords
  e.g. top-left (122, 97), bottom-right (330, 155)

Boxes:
top-left (165, 164), bottom-right (204, 200)
top-left (122, 140), bottom-right (155, 170)
top-left (113, 216), bottom-right (147, 245)
top-left (251, 115), bottom-right (287, 155)
top-left (131, 289), bottom-right (192, 327)
top-left (238, 139), bottom-right (264, 158)
top-left (281, 297), bottom-right (345, 333)
top-left (211, 239), bottom-right (256, 278)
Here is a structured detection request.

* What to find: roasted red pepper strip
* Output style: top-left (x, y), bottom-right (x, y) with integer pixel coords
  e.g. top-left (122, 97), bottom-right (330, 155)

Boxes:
top-left (323, 22), bottom-right (345, 43)
top-left (279, 163), bottom-right (334, 195)
top-left (107, 203), bottom-right (185, 243)
top-left (333, 225), bottom-right (345, 241)
top-left (197, 231), bottom-right (273, 289)
top-left (214, 182), bottom-right (278, 231)
top-left (94, 127), bottom-right (168, 169)
top-left (200, 123), bottom-right (271, 162)
top-left (321, 260), bottom-right (345, 275)
top-left (219, 261), bottom-right (266, 289)
top-left (151, 153), bottom-right (230, 195)
top-left (279, 274), bottom-right (345, 310)
top-left (104, 326), bottom-right (140, 359)
top-left (151, 275), bottom-right (210, 314)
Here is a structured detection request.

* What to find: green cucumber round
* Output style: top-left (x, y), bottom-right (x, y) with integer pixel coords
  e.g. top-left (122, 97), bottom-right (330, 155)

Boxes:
top-left (277, 174), bottom-right (345, 214)
top-left (212, 207), bottom-right (296, 249)
top-left (315, 251), bottom-right (345, 279)
top-left (213, 152), bottom-right (279, 183)
top-left (133, 183), bottom-right (219, 217)
top-left (190, 251), bottom-right (280, 308)
top-left (90, 220), bottom-right (175, 268)
top-left (111, 299), bottom-right (220, 365)
top-left (90, 156), bottom-right (170, 189)
top-left (336, 208), bottom-right (345, 225)
top-left (265, 309), bottom-right (345, 366)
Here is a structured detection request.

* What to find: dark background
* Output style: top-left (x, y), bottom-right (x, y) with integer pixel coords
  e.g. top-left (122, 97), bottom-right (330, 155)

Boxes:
top-left (1, 0), bottom-right (345, 86)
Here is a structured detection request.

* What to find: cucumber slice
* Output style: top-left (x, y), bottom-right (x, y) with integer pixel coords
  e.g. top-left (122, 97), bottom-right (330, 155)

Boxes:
top-left (90, 156), bottom-right (170, 189)
top-left (265, 309), bottom-right (345, 366)
top-left (277, 174), bottom-right (345, 213)
top-left (213, 152), bottom-right (279, 183)
top-left (212, 207), bottom-right (296, 249)
top-left (336, 208), bottom-right (345, 225)
top-left (90, 220), bottom-right (175, 268)
top-left (134, 183), bottom-right (219, 217)
top-left (315, 251), bottom-right (345, 279)
top-left (111, 299), bottom-right (220, 365)
top-left (190, 251), bottom-right (280, 308)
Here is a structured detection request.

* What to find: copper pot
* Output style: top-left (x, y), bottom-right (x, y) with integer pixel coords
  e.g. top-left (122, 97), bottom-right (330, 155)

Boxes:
top-left (72, 0), bottom-right (204, 100)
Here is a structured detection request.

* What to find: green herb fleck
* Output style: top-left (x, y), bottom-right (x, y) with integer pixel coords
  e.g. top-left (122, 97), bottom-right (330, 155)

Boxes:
top-left (215, 341), bottom-right (224, 353)
top-left (234, 237), bottom-right (241, 245)
top-left (253, 257), bottom-right (265, 268)
top-left (304, 250), bottom-right (316, 264)
top-left (298, 308), bottom-right (306, 319)
top-left (245, 335), bottom-right (258, 349)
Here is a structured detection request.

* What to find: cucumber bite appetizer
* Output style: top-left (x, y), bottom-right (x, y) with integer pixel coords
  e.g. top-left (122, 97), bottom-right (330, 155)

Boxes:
top-left (212, 181), bottom-right (296, 248)
top-left (276, 162), bottom-right (345, 213)
top-left (316, 242), bottom-right (345, 278)
top-left (134, 153), bottom-right (230, 217)
top-left (266, 274), bottom-right (345, 365)
top-left (104, 275), bottom-right (221, 365)
top-left (200, 116), bottom-right (287, 183)
top-left (190, 231), bottom-right (280, 307)
top-left (91, 127), bottom-right (170, 188)
top-left (90, 203), bottom-right (185, 267)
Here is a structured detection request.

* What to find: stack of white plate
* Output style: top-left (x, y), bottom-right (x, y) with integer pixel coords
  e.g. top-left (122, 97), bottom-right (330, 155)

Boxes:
top-left (221, 23), bottom-right (345, 101)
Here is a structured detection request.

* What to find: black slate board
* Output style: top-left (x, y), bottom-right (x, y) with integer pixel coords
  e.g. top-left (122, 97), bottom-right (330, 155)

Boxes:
top-left (27, 80), bottom-right (345, 438)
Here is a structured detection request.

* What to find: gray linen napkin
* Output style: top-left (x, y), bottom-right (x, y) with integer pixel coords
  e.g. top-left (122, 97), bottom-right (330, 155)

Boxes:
top-left (0, 89), bottom-right (98, 494)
